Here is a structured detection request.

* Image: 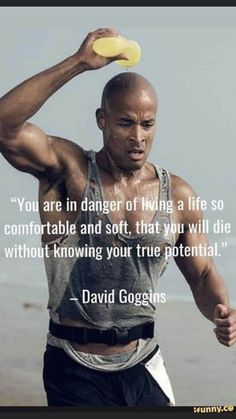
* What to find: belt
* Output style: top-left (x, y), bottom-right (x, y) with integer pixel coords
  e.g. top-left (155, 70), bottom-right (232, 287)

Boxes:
top-left (49, 319), bottom-right (155, 346)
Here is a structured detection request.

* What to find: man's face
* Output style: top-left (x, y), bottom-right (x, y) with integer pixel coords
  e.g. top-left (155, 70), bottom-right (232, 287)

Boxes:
top-left (96, 89), bottom-right (157, 172)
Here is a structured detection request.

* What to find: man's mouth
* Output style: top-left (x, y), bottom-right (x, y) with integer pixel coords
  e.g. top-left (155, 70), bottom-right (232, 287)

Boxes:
top-left (127, 149), bottom-right (145, 160)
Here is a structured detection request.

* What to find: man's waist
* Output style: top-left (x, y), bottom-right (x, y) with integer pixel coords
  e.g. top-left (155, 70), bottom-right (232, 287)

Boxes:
top-left (49, 319), bottom-right (155, 346)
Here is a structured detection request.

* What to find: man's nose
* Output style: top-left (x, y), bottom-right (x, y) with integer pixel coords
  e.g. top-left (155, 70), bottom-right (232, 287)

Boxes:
top-left (129, 124), bottom-right (144, 145)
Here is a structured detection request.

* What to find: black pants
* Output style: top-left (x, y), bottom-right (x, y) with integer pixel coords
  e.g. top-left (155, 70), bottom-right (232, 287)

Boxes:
top-left (43, 344), bottom-right (170, 407)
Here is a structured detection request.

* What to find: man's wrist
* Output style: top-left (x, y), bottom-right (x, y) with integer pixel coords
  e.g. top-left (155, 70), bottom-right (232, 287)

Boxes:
top-left (69, 53), bottom-right (90, 74)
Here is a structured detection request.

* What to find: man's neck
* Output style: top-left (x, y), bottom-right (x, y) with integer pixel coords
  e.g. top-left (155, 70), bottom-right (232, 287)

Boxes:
top-left (96, 148), bottom-right (145, 183)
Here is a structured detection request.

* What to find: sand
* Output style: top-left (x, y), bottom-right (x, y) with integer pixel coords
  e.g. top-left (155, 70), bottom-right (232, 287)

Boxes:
top-left (0, 283), bottom-right (235, 407)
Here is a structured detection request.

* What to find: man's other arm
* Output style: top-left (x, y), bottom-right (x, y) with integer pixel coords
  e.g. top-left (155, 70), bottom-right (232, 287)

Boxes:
top-left (172, 176), bottom-right (236, 347)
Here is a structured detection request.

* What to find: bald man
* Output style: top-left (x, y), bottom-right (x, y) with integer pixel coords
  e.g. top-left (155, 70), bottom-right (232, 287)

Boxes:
top-left (0, 28), bottom-right (236, 407)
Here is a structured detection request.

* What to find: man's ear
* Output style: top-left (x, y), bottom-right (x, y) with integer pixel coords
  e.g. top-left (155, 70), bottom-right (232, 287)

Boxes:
top-left (96, 108), bottom-right (105, 131)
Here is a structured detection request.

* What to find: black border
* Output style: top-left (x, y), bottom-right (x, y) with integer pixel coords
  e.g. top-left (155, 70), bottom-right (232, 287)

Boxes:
top-left (0, 406), bottom-right (236, 418)
top-left (0, 3), bottom-right (235, 7)
top-left (1, 3), bottom-right (236, 419)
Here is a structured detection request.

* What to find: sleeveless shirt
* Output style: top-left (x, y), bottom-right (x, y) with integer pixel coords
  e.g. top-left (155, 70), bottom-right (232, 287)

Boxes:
top-left (43, 149), bottom-right (175, 371)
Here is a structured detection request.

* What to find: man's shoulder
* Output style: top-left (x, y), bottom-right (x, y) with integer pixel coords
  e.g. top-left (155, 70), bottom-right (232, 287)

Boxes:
top-left (49, 135), bottom-right (85, 153)
top-left (49, 135), bottom-right (88, 164)
top-left (152, 163), bottom-right (193, 195)
top-left (40, 135), bottom-right (89, 182)
top-left (169, 172), bottom-right (198, 203)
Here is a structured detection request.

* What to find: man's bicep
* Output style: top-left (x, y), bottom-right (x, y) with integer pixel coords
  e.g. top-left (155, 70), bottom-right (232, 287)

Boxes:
top-left (172, 177), bottom-right (213, 285)
top-left (0, 122), bottom-right (60, 177)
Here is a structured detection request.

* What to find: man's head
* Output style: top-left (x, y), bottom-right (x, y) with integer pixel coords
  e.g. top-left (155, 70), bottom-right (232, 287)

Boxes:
top-left (96, 72), bottom-right (157, 172)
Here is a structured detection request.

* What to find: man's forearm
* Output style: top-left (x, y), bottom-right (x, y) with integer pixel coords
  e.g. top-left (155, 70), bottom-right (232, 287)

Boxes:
top-left (0, 54), bottom-right (85, 138)
top-left (190, 268), bottom-right (229, 322)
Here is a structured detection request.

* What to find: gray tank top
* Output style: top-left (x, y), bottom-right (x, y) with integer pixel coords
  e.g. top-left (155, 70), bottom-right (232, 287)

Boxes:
top-left (43, 150), bottom-right (174, 330)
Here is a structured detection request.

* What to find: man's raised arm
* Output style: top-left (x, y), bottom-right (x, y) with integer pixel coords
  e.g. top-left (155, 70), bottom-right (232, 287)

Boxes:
top-left (172, 176), bottom-right (236, 347)
top-left (0, 28), bottom-right (125, 177)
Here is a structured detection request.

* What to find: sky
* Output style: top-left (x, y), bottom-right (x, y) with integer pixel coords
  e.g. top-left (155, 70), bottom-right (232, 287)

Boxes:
top-left (0, 6), bottom-right (235, 300)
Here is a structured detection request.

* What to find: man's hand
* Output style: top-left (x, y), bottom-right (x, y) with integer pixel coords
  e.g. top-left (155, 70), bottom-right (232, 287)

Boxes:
top-left (75, 28), bottom-right (128, 71)
top-left (213, 304), bottom-right (236, 347)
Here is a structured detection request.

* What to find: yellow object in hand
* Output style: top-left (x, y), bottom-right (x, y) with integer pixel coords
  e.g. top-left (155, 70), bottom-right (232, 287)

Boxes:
top-left (92, 36), bottom-right (141, 68)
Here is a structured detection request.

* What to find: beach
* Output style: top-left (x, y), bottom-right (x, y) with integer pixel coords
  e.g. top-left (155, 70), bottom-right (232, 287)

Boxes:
top-left (0, 283), bottom-right (235, 407)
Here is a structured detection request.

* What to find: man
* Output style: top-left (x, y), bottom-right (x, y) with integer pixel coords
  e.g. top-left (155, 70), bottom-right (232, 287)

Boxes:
top-left (0, 28), bottom-right (235, 407)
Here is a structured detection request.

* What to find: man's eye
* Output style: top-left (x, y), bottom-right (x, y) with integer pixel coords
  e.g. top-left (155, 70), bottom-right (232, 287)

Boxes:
top-left (142, 123), bottom-right (154, 128)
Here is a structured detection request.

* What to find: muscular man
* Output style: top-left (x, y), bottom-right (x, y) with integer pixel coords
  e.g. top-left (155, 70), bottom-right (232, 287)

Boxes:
top-left (0, 28), bottom-right (235, 407)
